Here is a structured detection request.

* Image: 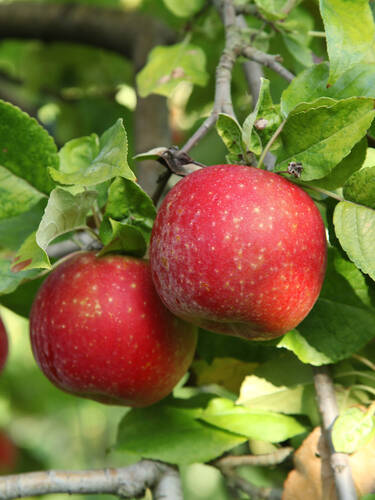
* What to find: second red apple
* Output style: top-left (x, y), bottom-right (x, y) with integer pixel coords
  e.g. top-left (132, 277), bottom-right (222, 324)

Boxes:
top-left (150, 165), bottom-right (327, 340)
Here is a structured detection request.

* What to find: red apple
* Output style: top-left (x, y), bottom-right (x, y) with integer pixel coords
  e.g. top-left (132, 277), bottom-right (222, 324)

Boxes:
top-left (30, 253), bottom-right (197, 407)
top-left (150, 165), bottom-right (327, 340)
top-left (0, 431), bottom-right (17, 474)
top-left (0, 318), bottom-right (8, 375)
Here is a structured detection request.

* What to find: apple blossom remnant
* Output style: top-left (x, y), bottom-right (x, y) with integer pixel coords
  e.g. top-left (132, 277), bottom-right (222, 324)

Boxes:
top-left (150, 165), bottom-right (327, 341)
top-left (30, 253), bottom-right (197, 407)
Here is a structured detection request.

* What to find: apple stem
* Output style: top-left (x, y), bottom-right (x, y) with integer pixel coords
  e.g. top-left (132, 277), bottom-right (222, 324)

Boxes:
top-left (257, 119), bottom-right (287, 170)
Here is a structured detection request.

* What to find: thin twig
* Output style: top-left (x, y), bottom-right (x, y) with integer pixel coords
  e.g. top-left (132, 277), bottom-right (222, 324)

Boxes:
top-left (0, 461), bottom-right (182, 500)
top-left (213, 447), bottom-right (293, 469)
top-left (242, 46), bottom-right (294, 82)
top-left (179, 0), bottom-right (241, 155)
top-left (313, 366), bottom-right (358, 500)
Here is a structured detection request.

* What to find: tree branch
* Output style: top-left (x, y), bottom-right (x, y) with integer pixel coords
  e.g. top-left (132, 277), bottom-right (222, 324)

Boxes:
top-left (313, 366), bottom-right (358, 500)
top-left (0, 2), bottom-right (174, 58)
top-left (213, 447), bottom-right (293, 469)
top-left (241, 46), bottom-right (294, 82)
top-left (180, 0), bottom-right (241, 155)
top-left (0, 461), bottom-right (182, 500)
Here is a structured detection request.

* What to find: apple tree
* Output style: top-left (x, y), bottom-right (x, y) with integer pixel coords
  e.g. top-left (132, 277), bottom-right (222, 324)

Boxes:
top-left (1, 0), bottom-right (375, 499)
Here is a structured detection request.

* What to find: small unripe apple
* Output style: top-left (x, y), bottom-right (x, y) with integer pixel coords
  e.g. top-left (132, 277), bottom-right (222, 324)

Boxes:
top-left (0, 431), bottom-right (17, 474)
top-left (30, 253), bottom-right (197, 407)
top-left (150, 165), bottom-right (327, 340)
top-left (0, 318), bottom-right (8, 375)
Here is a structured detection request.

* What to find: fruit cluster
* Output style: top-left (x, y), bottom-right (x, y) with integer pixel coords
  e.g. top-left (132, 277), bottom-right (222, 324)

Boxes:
top-left (29, 165), bottom-right (327, 407)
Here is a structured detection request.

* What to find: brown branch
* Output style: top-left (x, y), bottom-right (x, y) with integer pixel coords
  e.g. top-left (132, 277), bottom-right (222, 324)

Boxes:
top-left (0, 2), bottom-right (174, 58)
top-left (313, 366), bottom-right (358, 500)
top-left (0, 461), bottom-right (182, 500)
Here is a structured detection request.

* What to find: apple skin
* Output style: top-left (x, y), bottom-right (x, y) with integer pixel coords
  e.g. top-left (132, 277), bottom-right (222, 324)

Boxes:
top-left (29, 252), bottom-right (197, 407)
top-left (150, 165), bottom-right (327, 340)
top-left (0, 431), bottom-right (17, 474)
top-left (0, 318), bottom-right (8, 375)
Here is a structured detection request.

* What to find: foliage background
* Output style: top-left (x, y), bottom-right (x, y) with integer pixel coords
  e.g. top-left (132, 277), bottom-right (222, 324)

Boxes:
top-left (2, 0), bottom-right (375, 499)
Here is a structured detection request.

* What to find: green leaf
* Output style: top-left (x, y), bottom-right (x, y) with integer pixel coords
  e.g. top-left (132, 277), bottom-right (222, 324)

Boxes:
top-left (98, 177), bottom-right (156, 257)
top-left (276, 97), bottom-right (375, 181)
top-left (0, 255), bottom-right (41, 295)
top-left (280, 7), bottom-right (314, 68)
top-left (278, 330), bottom-right (332, 365)
top-left (280, 63), bottom-right (330, 117)
top-left (0, 274), bottom-right (45, 317)
top-left (196, 328), bottom-right (277, 364)
top-left (343, 167), bottom-right (375, 209)
top-left (332, 407), bottom-right (375, 454)
top-left (11, 232), bottom-right (50, 273)
top-left (310, 137), bottom-right (367, 190)
top-left (0, 99), bottom-right (57, 194)
top-left (281, 64), bottom-right (375, 117)
top-left (282, 32), bottom-right (313, 68)
top-left (133, 147), bottom-right (168, 162)
top-left (136, 41), bottom-right (208, 98)
top-left (334, 201), bottom-right (375, 281)
top-left (116, 402), bottom-right (246, 465)
top-left (237, 375), bottom-right (316, 418)
top-left (320, 0), bottom-right (375, 85)
top-left (216, 114), bottom-right (245, 164)
top-left (104, 177), bottom-right (156, 242)
top-left (328, 64), bottom-right (375, 100)
top-left (286, 249), bottom-right (375, 364)
top-left (163, 0), bottom-right (205, 17)
top-left (49, 119), bottom-right (135, 186)
top-left (59, 133), bottom-right (99, 174)
top-left (200, 398), bottom-right (307, 443)
top-left (0, 165), bottom-right (45, 220)
top-left (99, 218), bottom-right (147, 257)
top-left (242, 78), bottom-right (282, 155)
top-left (36, 188), bottom-right (97, 251)
top-left (0, 200), bottom-right (47, 252)
top-left (12, 188), bottom-right (97, 272)
top-left (254, 0), bottom-right (289, 21)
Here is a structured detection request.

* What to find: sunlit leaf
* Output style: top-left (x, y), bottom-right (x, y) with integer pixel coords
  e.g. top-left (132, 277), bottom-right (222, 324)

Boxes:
top-left (200, 398), bottom-right (307, 443)
top-left (0, 99), bottom-right (57, 194)
top-left (332, 407), bottom-right (375, 454)
top-left (320, 0), bottom-right (375, 84)
top-left (49, 119), bottom-right (135, 186)
top-left (136, 41), bottom-right (208, 98)
top-left (163, 0), bottom-right (205, 17)
top-left (276, 97), bottom-right (375, 181)
top-left (334, 201), bottom-right (375, 281)
top-left (117, 400), bottom-right (246, 465)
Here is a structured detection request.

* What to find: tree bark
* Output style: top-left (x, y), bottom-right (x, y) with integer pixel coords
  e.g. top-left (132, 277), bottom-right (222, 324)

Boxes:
top-left (0, 461), bottom-right (182, 500)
